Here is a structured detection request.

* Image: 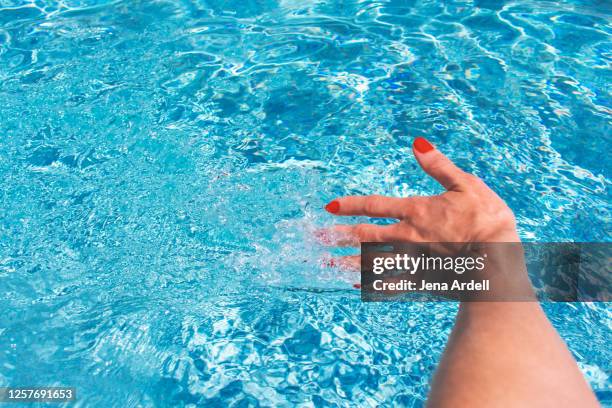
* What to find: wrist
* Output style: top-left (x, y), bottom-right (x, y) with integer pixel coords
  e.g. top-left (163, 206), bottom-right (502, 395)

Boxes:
top-left (462, 241), bottom-right (535, 302)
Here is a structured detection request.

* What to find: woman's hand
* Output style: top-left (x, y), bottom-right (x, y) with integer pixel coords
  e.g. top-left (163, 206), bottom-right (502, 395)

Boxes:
top-left (321, 137), bottom-right (599, 407)
top-left (322, 137), bottom-right (520, 248)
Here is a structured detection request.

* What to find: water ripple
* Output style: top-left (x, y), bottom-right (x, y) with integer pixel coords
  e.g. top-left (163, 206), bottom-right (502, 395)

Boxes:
top-left (0, 0), bottom-right (610, 406)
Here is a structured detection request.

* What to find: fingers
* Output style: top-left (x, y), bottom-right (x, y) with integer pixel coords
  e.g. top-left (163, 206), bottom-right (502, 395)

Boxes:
top-left (316, 223), bottom-right (402, 247)
top-left (324, 256), bottom-right (361, 289)
top-left (322, 256), bottom-right (361, 289)
top-left (324, 255), bottom-right (360, 271)
top-left (325, 195), bottom-right (410, 219)
top-left (412, 137), bottom-right (468, 191)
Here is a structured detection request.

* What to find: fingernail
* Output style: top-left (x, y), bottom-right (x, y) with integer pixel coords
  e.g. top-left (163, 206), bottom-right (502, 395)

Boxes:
top-left (322, 259), bottom-right (336, 268)
top-left (353, 283), bottom-right (361, 289)
top-left (325, 200), bottom-right (340, 214)
top-left (413, 137), bottom-right (434, 153)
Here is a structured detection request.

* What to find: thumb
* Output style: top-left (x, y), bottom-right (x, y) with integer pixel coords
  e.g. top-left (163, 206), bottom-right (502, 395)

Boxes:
top-left (412, 137), bottom-right (467, 191)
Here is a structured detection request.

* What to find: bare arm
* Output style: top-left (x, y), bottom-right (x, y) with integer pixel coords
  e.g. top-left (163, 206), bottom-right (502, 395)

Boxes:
top-left (428, 301), bottom-right (598, 407)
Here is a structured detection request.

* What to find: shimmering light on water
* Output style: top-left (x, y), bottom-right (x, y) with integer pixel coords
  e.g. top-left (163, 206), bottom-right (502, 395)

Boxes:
top-left (0, 0), bottom-right (610, 406)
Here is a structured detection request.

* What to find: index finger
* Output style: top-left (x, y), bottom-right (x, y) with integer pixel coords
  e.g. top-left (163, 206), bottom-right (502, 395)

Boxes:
top-left (325, 195), bottom-right (411, 219)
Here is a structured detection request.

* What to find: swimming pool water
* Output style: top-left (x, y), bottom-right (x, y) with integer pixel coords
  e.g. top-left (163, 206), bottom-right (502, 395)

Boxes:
top-left (1, 0), bottom-right (611, 406)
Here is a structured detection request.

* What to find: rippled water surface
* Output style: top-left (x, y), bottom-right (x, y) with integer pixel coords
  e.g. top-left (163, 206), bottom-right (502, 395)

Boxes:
top-left (1, 0), bottom-right (611, 406)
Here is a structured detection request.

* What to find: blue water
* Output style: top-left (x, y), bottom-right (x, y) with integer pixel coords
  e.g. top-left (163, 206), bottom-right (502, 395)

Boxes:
top-left (1, 0), bottom-right (611, 406)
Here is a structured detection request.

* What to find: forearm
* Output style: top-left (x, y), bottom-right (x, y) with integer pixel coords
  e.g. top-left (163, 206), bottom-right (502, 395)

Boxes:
top-left (427, 302), bottom-right (599, 407)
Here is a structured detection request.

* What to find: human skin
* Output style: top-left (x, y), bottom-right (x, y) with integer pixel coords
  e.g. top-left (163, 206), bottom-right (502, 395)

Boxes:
top-left (322, 138), bottom-right (599, 407)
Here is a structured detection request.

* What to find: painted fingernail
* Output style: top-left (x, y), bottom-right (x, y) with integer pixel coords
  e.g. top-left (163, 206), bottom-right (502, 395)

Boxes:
top-left (322, 259), bottom-right (336, 268)
top-left (413, 137), bottom-right (434, 153)
top-left (353, 283), bottom-right (361, 289)
top-left (325, 200), bottom-right (340, 214)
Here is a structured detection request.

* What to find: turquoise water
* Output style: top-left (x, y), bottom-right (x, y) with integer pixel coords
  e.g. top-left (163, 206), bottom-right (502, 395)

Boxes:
top-left (1, 0), bottom-right (611, 406)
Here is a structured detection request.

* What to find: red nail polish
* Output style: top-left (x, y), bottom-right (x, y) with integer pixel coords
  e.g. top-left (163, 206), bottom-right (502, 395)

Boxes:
top-left (413, 137), bottom-right (434, 153)
top-left (322, 259), bottom-right (336, 268)
top-left (353, 283), bottom-right (361, 289)
top-left (325, 200), bottom-right (340, 214)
